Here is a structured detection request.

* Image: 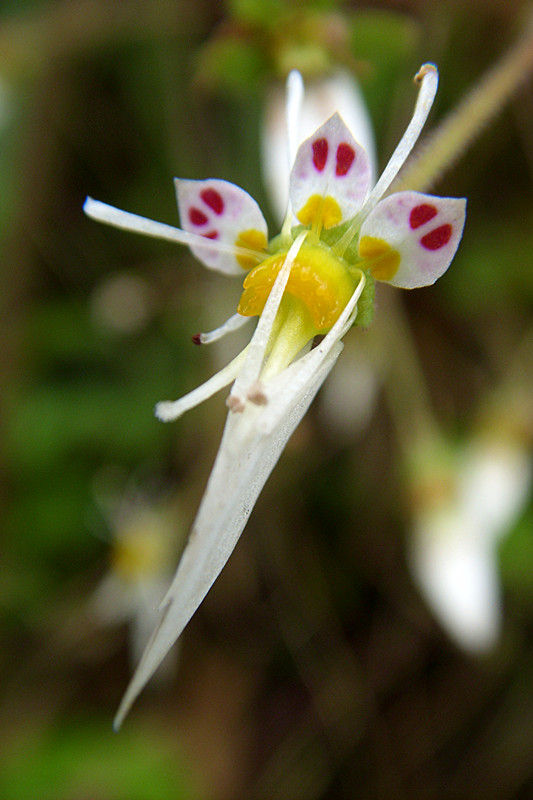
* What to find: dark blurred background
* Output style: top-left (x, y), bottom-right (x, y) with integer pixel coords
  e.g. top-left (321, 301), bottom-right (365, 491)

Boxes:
top-left (1, 1), bottom-right (533, 798)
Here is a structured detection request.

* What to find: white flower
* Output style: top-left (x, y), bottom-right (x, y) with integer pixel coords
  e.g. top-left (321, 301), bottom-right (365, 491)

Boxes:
top-left (84, 64), bottom-right (466, 727)
top-left (408, 434), bottom-right (531, 652)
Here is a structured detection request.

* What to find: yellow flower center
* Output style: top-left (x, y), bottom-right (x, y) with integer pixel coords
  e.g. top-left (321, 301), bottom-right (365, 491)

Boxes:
top-left (234, 228), bottom-right (268, 269)
top-left (237, 242), bottom-right (358, 332)
top-left (358, 236), bottom-right (400, 281)
top-left (296, 194), bottom-right (343, 230)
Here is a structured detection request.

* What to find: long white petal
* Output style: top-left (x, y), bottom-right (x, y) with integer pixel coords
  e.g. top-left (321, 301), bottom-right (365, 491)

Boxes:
top-left (83, 198), bottom-right (262, 264)
top-left (113, 341), bottom-right (340, 729)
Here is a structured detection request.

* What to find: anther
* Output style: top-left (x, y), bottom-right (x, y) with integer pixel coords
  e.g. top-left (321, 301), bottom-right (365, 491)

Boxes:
top-left (415, 63), bottom-right (437, 85)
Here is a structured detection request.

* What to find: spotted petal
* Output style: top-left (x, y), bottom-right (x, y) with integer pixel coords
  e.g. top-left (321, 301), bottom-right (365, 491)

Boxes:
top-left (358, 191), bottom-right (466, 288)
top-left (175, 178), bottom-right (268, 275)
top-left (289, 113), bottom-right (371, 231)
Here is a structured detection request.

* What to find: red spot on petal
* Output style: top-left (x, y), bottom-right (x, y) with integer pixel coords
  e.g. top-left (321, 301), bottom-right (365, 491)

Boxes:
top-left (312, 138), bottom-right (328, 171)
top-left (201, 188), bottom-right (224, 215)
top-left (421, 224), bottom-right (452, 251)
top-left (189, 207), bottom-right (208, 226)
top-left (335, 143), bottom-right (355, 176)
top-left (192, 333), bottom-right (202, 345)
top-left (410, 203), bottom-right (438, 229)
top-left (203, 230), bottom-right (219, 239)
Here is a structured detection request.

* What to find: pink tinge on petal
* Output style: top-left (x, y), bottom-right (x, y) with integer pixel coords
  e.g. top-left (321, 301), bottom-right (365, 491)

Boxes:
top-left (200, 188), bottom-right (224, 215)
top-left (335, 143), bottom-right (356, 176)
top-left (312, 138), bottom-right (329, 171)
top-left (409, 203), bottom-right (437, 229)
top-left (421, 224), bottom-right (452, 250)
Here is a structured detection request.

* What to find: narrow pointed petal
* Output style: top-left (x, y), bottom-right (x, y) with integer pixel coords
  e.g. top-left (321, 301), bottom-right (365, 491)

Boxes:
top-left (289, 113), bottom-right (371, 230)
top-left (113, 351), bottom-right (338, 729)
top-left (358, 191), bottom-right (466, 288)
top-left (175, 178), bottom-right (268, 274)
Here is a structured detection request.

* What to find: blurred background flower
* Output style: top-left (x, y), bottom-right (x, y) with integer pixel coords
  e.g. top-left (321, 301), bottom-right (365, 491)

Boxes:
top-left (2, 1), bottom-right (533, 798)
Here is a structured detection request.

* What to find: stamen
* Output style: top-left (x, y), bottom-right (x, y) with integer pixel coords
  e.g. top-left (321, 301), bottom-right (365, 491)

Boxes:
top-left (257, 270), bottom-right (366, 435)
top-left (391, 23), bottom-right (533, 193)
top-left (194, 313), bottom-right (251, 345)
top-left (155, 347), bottom-right (249, 422)
top-left (286, 70), bottom-right (305, 169)
top-left (333, 64), bottom-right (438, 257)
top-left (83, 198), bottom-right (264, 264)
top-left (228, 230), bottom-right (309, 409)
top-left (280, 70), bottom-right (305, 246)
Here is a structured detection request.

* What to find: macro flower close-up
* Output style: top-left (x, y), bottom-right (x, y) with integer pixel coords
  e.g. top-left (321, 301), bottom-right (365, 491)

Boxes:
top-left (85, 63), bottom-right (466, 726)
top-left (3, 3), bottom-right (533, 799)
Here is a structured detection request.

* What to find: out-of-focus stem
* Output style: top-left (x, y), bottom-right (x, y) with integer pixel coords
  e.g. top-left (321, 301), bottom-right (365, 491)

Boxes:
top-left (378, 292), bottom-right (440, 454)
top-left (390, 18), bottom-right (533, 193)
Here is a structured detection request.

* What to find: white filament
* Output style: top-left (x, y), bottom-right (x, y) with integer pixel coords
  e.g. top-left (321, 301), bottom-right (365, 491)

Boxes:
top-left (83, 198), bottom-right (263, 264)
top-left (155, 348), bottom-right (248, 422)
top-left (197, 313), bottom-right (251, 345)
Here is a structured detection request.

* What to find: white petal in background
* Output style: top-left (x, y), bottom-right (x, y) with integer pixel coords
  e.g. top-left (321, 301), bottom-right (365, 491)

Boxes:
top-left (262, 70), bottom-right (377, 222)
top-left (408, 436), bottom-right (532, 652)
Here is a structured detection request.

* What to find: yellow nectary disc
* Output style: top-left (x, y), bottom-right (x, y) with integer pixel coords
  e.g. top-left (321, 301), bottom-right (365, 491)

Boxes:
top-left (238, 243), bottom-right (357, 332)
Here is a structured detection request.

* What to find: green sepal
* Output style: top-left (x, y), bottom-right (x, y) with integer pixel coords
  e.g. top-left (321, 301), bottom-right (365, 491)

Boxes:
top-left (353, 271), bottom-right (375, 327)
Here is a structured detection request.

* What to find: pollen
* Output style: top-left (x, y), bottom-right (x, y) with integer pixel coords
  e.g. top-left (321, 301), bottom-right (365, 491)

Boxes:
top-left (359, 236), bottom-right (401, 281)
top-left (234, 229), bottom-right (268, 269)
top-left (237, 243), bottom-right (357, 331)
top-left (297, 194), bottom-right (342, 230)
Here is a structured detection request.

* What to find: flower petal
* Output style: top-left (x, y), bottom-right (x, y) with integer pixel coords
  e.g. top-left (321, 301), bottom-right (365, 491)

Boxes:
top-left (409, 514), bottom-right (502, 652)
top-left (358, 191), bottom-right (466, 288)
top-left (289, 113), bottom-right (370, 230)
top-left (175, 178), bottom-right (268, 274)
top-left (113, 347), bottom-right (340, 729)
top-left (262, 70), bottom-right (377, 222)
